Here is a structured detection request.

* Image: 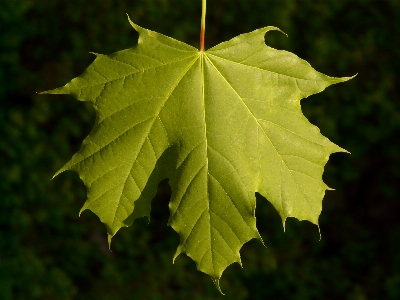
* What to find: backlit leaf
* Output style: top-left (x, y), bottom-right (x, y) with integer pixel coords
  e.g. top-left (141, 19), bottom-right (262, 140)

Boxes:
top-left (42, 17), bottom-right (352, 291)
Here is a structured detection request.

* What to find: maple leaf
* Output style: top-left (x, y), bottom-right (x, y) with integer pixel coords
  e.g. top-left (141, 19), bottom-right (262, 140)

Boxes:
top-left (41, 16), bottom-right (352, 291)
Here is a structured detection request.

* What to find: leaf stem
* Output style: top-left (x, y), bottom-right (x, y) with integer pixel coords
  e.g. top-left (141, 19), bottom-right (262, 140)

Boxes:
top-left (200, 0), bottom-right (206, 51)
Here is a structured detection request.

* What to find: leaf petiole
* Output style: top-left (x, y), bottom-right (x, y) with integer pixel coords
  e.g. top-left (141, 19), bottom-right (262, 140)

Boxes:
top-left (200, 0), bottom-right (206, 51)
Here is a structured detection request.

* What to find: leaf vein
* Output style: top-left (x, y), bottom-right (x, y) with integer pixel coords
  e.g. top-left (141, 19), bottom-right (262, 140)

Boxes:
top-left (206, 55), bottom-right (314, 213)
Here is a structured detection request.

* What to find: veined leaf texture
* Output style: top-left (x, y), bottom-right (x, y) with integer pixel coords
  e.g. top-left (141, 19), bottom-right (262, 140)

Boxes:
top-left (42, 16), bottom-right (352, 291)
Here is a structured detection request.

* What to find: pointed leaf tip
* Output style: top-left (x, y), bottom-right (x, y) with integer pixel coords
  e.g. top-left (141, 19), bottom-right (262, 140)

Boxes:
top-left (38, 86), bottom-right (67, 95)
top-left (52, 167), bottom-right (66, 179)
top-left (172, 248), bottom-right (181, 264)
top-left (328, 73), bottom-right (357, 85)
top-left (264, 26), bottom-right (287, 37)
top-left (126, 13), bottom-right (141, 33)
top-left (212, 277), bottom-right (224, 295)
top-left (78, 207), bottom-right (85, 217)
top-left (317, 225), bottom-right (322, 241)
top-left (108, 234), bottom-right (113, 251)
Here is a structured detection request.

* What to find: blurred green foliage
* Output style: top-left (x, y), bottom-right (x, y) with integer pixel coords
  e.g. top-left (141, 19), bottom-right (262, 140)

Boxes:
top-left (1, 0), bottom-right (399, 299)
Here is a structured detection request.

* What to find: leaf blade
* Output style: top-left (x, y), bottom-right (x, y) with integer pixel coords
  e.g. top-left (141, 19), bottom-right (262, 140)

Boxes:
top-left (43, 19), bottom-right (353, 291)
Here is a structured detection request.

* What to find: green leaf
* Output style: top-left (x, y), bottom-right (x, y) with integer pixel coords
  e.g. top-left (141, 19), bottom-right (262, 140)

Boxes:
top-left (42, 17), bottom-right (352, 291)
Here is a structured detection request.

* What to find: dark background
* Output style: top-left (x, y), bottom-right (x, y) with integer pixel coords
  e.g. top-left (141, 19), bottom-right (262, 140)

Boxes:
top-left (1, 0), bottom-right (399, 299)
